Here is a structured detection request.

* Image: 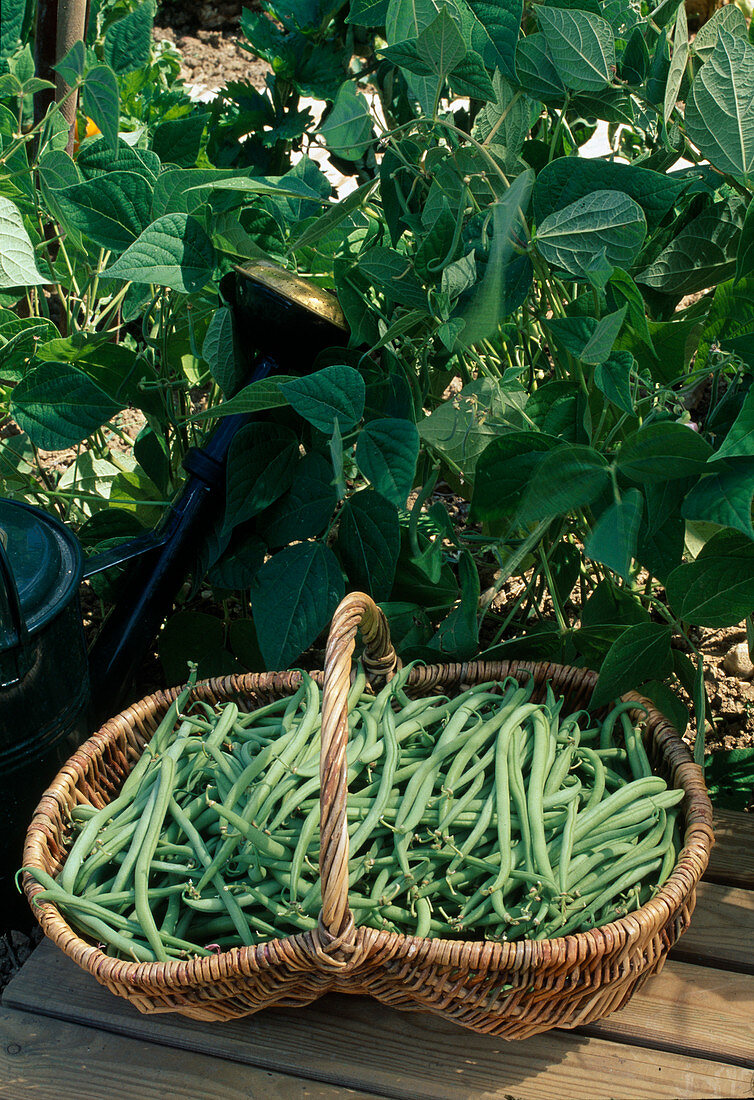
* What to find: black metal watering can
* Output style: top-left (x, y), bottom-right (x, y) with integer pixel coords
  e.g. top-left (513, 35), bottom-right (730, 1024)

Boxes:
top-left (0, 265), bottom-right (348, 921)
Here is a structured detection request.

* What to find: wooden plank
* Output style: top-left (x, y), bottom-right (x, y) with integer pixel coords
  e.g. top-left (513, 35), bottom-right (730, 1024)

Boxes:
top-left (582, 959), bottom-right (754, 1068)
top-left (708, 810), bottom-right (754, 890)
top-left (672, 881), bottom-right (754, 974)
top-left (0, 1006), bottom-right (378, 1100)
top-left (3, 943), bottom-right (752, 1100)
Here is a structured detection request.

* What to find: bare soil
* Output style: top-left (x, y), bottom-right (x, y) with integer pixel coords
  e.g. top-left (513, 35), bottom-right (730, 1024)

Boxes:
top-left (154, 1), bottom-right (270, 94)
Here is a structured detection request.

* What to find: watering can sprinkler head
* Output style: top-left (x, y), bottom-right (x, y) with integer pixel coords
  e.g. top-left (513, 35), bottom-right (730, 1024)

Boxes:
top-left (222, 262), bottom-right (350, 372)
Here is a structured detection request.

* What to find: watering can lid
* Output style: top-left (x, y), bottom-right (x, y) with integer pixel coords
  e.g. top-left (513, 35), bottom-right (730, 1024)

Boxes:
top-left (0, 499), bottom-right (83, 650)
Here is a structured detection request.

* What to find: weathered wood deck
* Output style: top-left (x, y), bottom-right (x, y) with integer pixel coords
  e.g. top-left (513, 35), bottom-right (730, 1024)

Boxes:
top-left (1, 808), bottom-right (752, 1099)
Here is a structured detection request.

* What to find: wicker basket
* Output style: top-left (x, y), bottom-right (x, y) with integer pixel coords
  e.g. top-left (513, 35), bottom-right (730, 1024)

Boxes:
top-left (23, 592), bottom-right (714, 1039)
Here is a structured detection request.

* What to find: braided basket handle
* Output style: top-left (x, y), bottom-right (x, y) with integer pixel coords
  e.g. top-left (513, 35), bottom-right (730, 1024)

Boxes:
top-left (318, 593), bottom-right (398, 955)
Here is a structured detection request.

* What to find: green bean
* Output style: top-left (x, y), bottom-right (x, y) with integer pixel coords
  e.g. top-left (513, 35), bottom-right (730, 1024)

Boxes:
top-left (620, 712), bottom-right (652, 780)
top-left (527, 710), bottom-right (556, 882)
top-left (350, 705), bottom-right (399, 858)
top-left (134, 755), bottom-right (178, 961)
top-left (598, 700), bottom-right (641, 750)
top-left (576, 747), bottom-right (606, 811)
top-left (111, 786), bottom-right (158, 894)
top-left (558, 800), bottom-right (578, 896)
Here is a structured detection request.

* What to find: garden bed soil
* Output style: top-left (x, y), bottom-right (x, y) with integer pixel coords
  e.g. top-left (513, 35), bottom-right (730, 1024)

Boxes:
top-left (154, 1), bottom-right (269, 94)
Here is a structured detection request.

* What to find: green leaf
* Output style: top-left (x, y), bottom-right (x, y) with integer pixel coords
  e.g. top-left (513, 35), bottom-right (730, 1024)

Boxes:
top-left (591, 622), bottom-right (674, 709)
top-left (620, 25), bottom-right (650, 84)
top-left (696, 277), bottom-right (754, 371)
top-left (463, 0), bottom-right (522, 81)
top-left (189, 376), bottom-right (296, 422)
top-left (159, 611), bottom-right (231, 684)
top-left (356, 417), bottom-right (419, 507)
top-left (549, 539), bottom-right (581, 605)
top-left (53, 40), bottom-right (85, 86)
top-left (329, 418), bottom-right (347, 500)
top-left (202, 306), bottom-right (244, 397)
top-left (456, 169), bottom-right (534, 347)
top-left (32, 333), bottom-right (148, 408)
top-left (223, 422), bottom-right (299, 533)
top-left (429, 550), bottom-right (480, 659)
top-left (617, 422), bottom-right (714, 484)
top-left (631, 318), bottom-right (702, 383)
top-left (104, 2), bottom-right (154, 74)
top-left (1, 0), bottom-right (27, 60)
top-left (208, 535), bottom-right (267, 591)
top-left (347, 0), bottom-right (389, 24)
top-left (705, 747), bottom-right (754, 810)
top-left (383, 0), bottom-right (496, 101)
top-left (713, 387), bottom-right (754, 462)
top-left (536, 190), bottom-right (646, 280)
top-left (736, 200), bottom-right (754, 285)
top-left (594, 349), bottom-right (635, 414)
top-left (666, 529), bottom-right (754, 626)
top-left (532, 158), bottom-right (687, 233)
top-left (472, 72), bottom-right (540, 171)
top-left (636, 480), bottom-right (688, 581)
top-left (685, 31), bottom-right (754, 183)
top-left (151, 168), bottom-right (268, 218)
top-left (514, 32), bottom-right (565, 101)
top-left (357, 247), bottom-right (427, 311)
top-left (379, 602), bottom-right (433, 650)
top-left (608, 267), bottom-right (653, 351)
top-left (416, 6), bottom-right (467, 79)
top-left (419, 377), bottom-right (526, 480)
top-left (650, 0), bottom-right (683, 29)
top-left (0, 316), bottom-right (59, 379)
top-left (54, 171), bottom-right (153, 252)
top-left (440, 250), bottom-right (478, 300)
top-left (682, 458), bottom-right (754, 539)
top-left (579, 306), bottom-right (627, 364)
top-left (81, 64), bottom-right (120, 151)
top-left (693, 4), bottom-right (747, 63)
top-left (263, 451), bottom-right (337, 548)
top-left (0, 196), bottom-right (48, 288)
top-left (106, 214), bottom-right (215, 293)
top-left (37, 148), bottom-right (80, 191)
top-left (537, 6), bottom-right (615, 92)
top-left (470, 430), bottom-right (559, 523)
top-left (318, 82), bottom-right (374, 161)
top-left (641, 680), bottom-right (689, 736)
top-left (337, 489), bottom-right (400, 601)
top-left (581, 578), bottom-right (650, 628)
top-left (251, 541), bottom-right (344, 668)
top-left (663, 1), bottom-right (688, 124)
top-left (109, 467), bottom-right (164, 527)
top-left (584, 488), bottom-right (643, 580)
top-left (76, 138), bottom-right (159, 183)
top-left (228, 618), bottom-right (265, 672)
top-left (152, 114), bottom-right (207, 169)
top-left (637, 196), bottom-right (745, 297)
top-left (134, 425), bottom-right (169, 496)
top-left (288, 179), bottom-right (376, 252)
top-left (279, 364), bottom-right (365, 434)
top-left (518, 443), bottom-right (610, 521)
top-left (10, 362), bottom-right (123, 449)
top-left (527, 380), bottom-right (587, 441)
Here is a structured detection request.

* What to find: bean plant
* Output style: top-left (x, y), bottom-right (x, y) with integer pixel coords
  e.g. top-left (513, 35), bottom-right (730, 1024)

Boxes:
top-left (1, 0), bottom-right (754, 759)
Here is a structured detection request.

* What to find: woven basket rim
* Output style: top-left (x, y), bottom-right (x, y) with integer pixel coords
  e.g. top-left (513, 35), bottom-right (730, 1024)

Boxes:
top-left (23, 657), bottom-right (714, 988)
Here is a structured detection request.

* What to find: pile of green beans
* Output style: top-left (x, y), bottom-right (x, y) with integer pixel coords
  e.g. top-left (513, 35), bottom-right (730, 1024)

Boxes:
top-left (25, 667), bottom-right (684, 962)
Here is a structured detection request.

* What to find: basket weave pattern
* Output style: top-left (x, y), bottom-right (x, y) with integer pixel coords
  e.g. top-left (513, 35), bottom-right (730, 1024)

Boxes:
top-left (23, 593), bottom-right (714, 1039)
